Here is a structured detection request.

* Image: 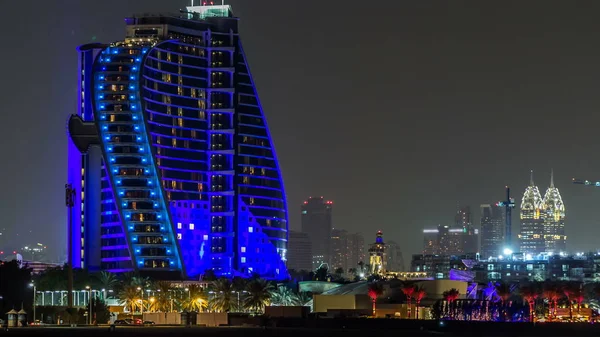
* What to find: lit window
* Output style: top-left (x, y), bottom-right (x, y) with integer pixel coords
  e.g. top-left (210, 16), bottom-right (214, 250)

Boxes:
top-left (177, 233), bottom-right (182, 240)
top-left (189, 223), bottom-right (195, 230)
top-left (241, 247), bottom-right (246, 253)
top-left (248, 227), bottom-right (253, 233)
top-left (241, 257), bottom-right (246, 263)
top-left (177, 222), bottom-right (182, 229)
top-left (203, 235), bottom-right (208, 240)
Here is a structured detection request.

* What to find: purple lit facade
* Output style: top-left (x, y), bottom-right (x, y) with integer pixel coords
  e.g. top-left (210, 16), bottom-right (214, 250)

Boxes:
top-left (67, 5), bottom-right (288, 279)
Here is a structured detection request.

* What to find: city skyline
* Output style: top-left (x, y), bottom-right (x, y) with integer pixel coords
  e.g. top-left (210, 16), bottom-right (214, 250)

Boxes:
top-left (3, 1), bottom-right (600, 263)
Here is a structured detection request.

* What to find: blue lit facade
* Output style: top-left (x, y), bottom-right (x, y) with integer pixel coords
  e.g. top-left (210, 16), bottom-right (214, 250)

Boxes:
top-left (68, 5), bottom-right (288, 279)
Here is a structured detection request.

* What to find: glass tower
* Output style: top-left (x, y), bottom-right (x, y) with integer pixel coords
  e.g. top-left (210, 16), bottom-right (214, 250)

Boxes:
top-left (67, 5), bottom-right (288, 280)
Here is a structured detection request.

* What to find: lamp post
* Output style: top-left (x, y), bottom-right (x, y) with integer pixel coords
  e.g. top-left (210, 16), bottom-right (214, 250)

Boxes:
top-left (185, 288), bottom-right (190, 300)
top-left (85, 286), bottom-right (92, 325)
top-left (137, 287), bottom-right (143, 315)
top-left (65, 184), bottom-right (75, 309)
top-left (232, 291), bottom-right (247, 312)
top-left (29, 283), bottom-right (36, 322)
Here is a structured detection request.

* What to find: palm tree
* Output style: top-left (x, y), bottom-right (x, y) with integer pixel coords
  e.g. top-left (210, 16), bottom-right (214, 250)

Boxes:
top-left (182, 284), bottom-right (207, 312)
top-left (208, 278), bottom-right (234, 312)
top-left (271, 286), bottom-right (298, 306)
top-left (295, 292), bottom-right (312, 306)
top-left (495, 283), bottom-right (512, 322)
top-left (563, 283), bottom-right (575, 321)
top-left (519, 285), bottom-right (539, 322)
top-left (367, 282), bottom-right (384, 317)
top-left (151, 281), bottom-right (174, 312)
top-left (244, 278), bottom-right (274, 313)
top-left (543, 283), bottom-right (560, 321)
top-left (573, 285), bottom-right (585, 316)
top-left (442, 288), bottom-right (460, 319)
top-left (413, 286), bottom-right (427, 319)
top-left (97, 271), bottom-right (119, 292)
top-left (119, 285), bottom-right (142, 313)
top-left (401, 282), bottom-right (415, 319)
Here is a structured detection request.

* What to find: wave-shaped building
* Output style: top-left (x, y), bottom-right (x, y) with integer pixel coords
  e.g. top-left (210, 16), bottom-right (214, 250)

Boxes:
top-left (67, 4), bottom-right (288, 280)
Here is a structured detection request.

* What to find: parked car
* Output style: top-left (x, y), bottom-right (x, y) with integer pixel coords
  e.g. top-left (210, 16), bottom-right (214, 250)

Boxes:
top-left (30, 320), bottom-right (46, 326)
top-left (113, 320), bottom-right (130, 325)
top-left (143, 320), bottom-right (155, 325)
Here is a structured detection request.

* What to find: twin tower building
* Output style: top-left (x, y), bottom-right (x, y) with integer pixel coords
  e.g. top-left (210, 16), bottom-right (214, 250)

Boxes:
top-left (519, 171), bottom-right (566, 256)
top-left (67, 5), bottom-right (289, 280)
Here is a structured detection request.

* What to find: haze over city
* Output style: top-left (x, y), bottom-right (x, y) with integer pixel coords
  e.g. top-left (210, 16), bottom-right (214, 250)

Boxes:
top-left (2, 0), bottom-right (600, 261)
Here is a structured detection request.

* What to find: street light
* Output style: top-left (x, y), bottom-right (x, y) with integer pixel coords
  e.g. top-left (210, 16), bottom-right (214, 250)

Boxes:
top-left (231, 290), bottom-right (247, 311)
top-left (137, 287), bottom-right (144, 315)
top-left (29, 283), bottom-right (36, 322)
top-left (85, 286), bottom-right (92, 325)
top-left (185, 288), bottom-right (190, 300)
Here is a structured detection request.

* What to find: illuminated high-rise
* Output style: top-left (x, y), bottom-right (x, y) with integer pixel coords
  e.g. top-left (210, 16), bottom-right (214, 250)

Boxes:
top-left (67, 4), bottom-right (288, 279)
top-left (541, 170), bottom-right (566, 253)
top-left (519, 171), bottom-right (545, 255)
top-left (480, 204), bottom-right (505, 259)
top-left (301, 197), bottom-right (333, 266)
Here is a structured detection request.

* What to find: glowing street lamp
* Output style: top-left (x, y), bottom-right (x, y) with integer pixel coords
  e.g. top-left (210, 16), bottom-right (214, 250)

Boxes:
top-left (85, 286), bottom-right (92, 325)
top-left (29, 283), bottom-right (36, 322)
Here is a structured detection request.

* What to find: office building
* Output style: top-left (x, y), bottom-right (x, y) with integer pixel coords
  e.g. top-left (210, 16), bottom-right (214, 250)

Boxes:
top-left (541, 171), bottom-right (566, 253)
top-left (368, 231), bottom-right (387, 274)
top-left (519, 171), bottom-right (545, 255)
top-left (330, 230), bottom-right (366, 273)
top-left (67, 4), bottom-right (288, 279)
top-left (301, 197), bottom-right (333, 266)
top-left (455, 206), bottom-right (478, 254)
top-left (480, 204), bottom-right (505, 259)
top-left (330, 229), bottom-right (347, 271)
top-left (287, 231), bottom-right (312, 272)
top-left (385, 240), bottom-right (404, 272)
top-left (422, 224), bottom-right (478, 256)
top-left (347, 232), bottom-right (365, 271)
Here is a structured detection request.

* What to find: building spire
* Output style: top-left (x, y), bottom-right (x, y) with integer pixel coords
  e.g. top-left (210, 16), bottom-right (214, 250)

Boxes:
top-left (530, 169), bottom-right (534, 186)
top-left (550, 168), bottom-right (554, 188)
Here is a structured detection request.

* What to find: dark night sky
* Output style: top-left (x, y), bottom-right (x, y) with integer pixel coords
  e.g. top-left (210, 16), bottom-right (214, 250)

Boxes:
top-left (1, 1), bottom-right (600, 261)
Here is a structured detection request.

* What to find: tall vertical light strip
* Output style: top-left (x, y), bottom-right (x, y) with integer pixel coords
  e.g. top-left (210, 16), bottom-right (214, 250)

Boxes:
top-left (93, 45), bottom-right (183, 274)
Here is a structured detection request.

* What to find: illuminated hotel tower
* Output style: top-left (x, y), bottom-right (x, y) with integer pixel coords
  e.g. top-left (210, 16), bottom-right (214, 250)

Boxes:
top-left (519, 171), bottom-right (545, 255)
top-left (67, 4), bottom-right (288, 279)
top-left (541, 170), bottom-right (566, 253)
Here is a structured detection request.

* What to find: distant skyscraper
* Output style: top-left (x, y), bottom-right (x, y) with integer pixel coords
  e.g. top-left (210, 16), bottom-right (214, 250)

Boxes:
top-left (346, 232), bottom-right (365, 271)
top-left (330, 228), bottom-right (348, 271)
top-left (423, 229), bottom-right (438, 255)
top-left (519, 171), bottom-right (545, 255)
top-left (368, 231), bottom-right (387, 274)
top-left (480, 204), bottom-right (505, 259)
top-left (385, 240), bottom-right (405, 272)
top-left (301, 197), bottom-right (333, 266)
top-left (541, 170), bottom-right (566, 253)
top-left (287, 231), bottom-right (312, 272)
top-left (455, 206), bottom-right (471, 227)
top-left (455, 206), bottom-right (478, 254)
top-left (422, 224), bottom-right (477, 256)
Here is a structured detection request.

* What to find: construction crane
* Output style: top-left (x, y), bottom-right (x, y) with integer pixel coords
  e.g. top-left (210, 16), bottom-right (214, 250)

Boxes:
top-left (496, 186), bottom-right (515, 250)
top-left (572, 178), bottom-right (600, 187)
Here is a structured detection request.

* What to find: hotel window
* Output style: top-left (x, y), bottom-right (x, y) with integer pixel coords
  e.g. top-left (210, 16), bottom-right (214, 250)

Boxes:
top-left (241, 257), bottom-right (246, 263)
top-left (189, 223), bottom-right (195, 230)
top-left (177, 233), bottom-right (182, 240)
top-left (241, 247), bottom-right (246, 253)
top-left (177, 222), bottom-right (182, 229)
